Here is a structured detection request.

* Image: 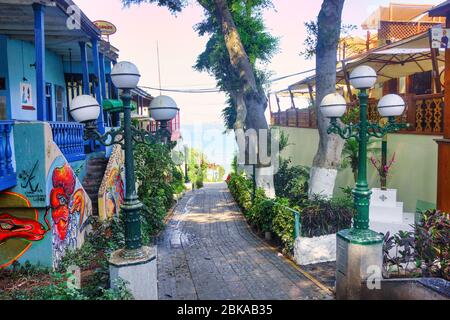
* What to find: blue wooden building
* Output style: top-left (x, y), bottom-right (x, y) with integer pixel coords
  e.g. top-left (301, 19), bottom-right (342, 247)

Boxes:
top-left (0, 0), bottom-right (122, 192)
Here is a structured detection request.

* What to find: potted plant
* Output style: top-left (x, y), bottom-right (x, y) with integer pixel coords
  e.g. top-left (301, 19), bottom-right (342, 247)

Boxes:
top-left (370, 152), bottom-right (396, 191)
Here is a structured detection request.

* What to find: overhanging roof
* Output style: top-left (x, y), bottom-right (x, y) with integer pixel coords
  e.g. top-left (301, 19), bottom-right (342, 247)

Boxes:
top-left (282, 31), bottom-right (444, 96)
top-left (429, 1), bottom-right (450, 17)
top-left (0, 0), bottom-right (118, 62)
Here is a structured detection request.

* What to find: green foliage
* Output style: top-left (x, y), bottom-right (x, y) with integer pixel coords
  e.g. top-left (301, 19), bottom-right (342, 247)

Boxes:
top-left (414, 210), bottom-right (449, 280)
top-left (340, 137), bottom-right (380, 182)
top-left (274, 158), bottom-right (310, 206)
top-left (383, 210), bottom-right (449, 280)
top-left (247, 190), bottom-right (275, 232)
top-left (300, 195), bottom-right (354, 238)
top-left (134, 142), bottom-right (183, 236)
top-left (194, 0), bottom-right (278, 130)
top-left (227, 172), bottom-right (354, 253)
top-left (186, 147), bottom-right (208, 189)
top-left (271, 198), bottom-right (295, 252)
top-left (227, 172), bottom-right (253, 213)
top-left (300, 20), bottom-right (357, 60)
top-left (231, 154), bottom-right (238, 174)
top-left (1, 220), bottom-right (133, 301)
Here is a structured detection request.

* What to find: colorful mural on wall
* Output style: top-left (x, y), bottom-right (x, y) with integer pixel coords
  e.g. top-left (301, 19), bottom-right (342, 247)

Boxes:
top-left (0, 192), bottom-right (49, 268)
top-left (0, 123), bottom-right (92, 269)
top-left (47, 156), bottom-right (90, 268)
top-left (98, 144), bottom-right (125, 221)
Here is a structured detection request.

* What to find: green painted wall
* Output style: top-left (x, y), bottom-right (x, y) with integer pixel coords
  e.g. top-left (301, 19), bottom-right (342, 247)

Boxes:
top-left (278, 127), bottom-right (439, 213)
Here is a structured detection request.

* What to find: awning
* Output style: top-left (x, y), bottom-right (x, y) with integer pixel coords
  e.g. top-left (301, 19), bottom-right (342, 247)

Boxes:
top-left (102, 99), bottom-right (123, 113)
top-left (281, 31), bottom-right (445, 96)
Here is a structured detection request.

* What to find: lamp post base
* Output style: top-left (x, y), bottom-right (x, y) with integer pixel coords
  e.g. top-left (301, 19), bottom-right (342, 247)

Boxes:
top-left (109, 246), bottom-right (158, 300)
top-left (335, 228), bottom-right (384, 300)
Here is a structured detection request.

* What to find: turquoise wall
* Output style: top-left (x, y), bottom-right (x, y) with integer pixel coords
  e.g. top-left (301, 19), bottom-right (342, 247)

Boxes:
top-left (4, 38), bottom-right (67, 121)
top-left (278, 127), bottom-right (439, 213)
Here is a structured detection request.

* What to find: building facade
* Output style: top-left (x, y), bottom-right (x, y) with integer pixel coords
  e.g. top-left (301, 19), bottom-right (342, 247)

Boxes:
top-left (0, 0), bottom-right (180, 269)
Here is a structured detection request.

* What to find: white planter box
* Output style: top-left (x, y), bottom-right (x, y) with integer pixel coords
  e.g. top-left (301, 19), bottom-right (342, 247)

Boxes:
top-left (294, 234), bottom-right (336, 265)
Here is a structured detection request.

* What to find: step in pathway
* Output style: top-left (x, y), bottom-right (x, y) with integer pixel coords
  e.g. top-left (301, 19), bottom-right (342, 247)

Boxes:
top-left (157, 183), bottom-right (333, 300)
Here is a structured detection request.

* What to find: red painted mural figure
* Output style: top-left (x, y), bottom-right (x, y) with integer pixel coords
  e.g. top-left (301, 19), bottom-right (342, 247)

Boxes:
top-left (0, 213), bottom-right (50, 242)
top-left (50, 164), bottom-right (85, 240)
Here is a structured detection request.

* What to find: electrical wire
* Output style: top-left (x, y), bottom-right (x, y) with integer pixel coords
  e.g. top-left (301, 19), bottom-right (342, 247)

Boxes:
top-left (138, 68), bottom-right (316, 94)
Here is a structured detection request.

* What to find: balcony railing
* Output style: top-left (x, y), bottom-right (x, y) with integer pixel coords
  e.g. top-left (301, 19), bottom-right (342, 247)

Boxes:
top-left (49, 122), bottom-right (86, 162)
top-left (271, 93), bottom-right (445, 135)
top-left (149, 111), bottom-right (181, 141)
top-left (0, 120), bottom-right (17, 191)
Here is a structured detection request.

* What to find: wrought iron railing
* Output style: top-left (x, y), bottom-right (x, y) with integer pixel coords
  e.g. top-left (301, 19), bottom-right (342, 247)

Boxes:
top-left (49, 122), bottom-right (86, 162)
top-left (271, 93), bottom-right (445, 135)
top-left (0, 120), bottom-right (17, 191)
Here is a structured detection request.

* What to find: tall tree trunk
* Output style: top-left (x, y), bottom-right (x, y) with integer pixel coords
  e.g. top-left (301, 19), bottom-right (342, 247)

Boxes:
top-left (213, 0), bottom-right (275, 197)
top-left (308, 0), bottom-right (346, 199)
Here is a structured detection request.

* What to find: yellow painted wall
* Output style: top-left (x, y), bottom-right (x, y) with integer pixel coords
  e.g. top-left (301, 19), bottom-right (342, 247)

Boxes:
top-left (279, 127), bottom-right (440, 212)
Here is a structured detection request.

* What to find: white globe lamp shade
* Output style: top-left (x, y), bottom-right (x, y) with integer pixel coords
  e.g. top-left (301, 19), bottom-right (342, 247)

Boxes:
top-left (349, 65), bottom-right (377, 89)
top-left (320, 93), bottom-right (347, 118)
top-left (149, 95), bottom-right (179, 121)
top-left (111, 61), bottom-right (141, 89)
top-left (70, 95), bottom-right (100, 123)
top-left (377, 94), bottom-right (405, 117)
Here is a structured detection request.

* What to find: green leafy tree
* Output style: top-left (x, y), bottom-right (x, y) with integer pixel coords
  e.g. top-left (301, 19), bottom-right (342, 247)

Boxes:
top-left (122, 0), bottom-right (279, 196)
top-left (300, 20), bottom-right (357, 60)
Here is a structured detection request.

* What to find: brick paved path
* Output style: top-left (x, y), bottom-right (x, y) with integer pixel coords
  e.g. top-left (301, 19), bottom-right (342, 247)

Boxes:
top-left (157, 183), bottom-right (333, 300)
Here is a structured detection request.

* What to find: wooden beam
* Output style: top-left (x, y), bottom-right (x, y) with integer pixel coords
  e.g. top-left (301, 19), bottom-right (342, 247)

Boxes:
top-left (428, 29), bottom-right (443, 93)
top-left (288, 88), bottom-right (296, 108)
top-left (341, 60), bottom-right (353, 101)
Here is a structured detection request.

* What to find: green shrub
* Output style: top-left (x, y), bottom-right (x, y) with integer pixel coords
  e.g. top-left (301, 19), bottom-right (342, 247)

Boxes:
top-left (271, 198), bottom-right (296, 251)
top-left (274, 159), bottom-right (310, 205)
top-left (134, 142), bottom-right (180, 235)
top-left (415, 210), bottom-right (449, 280)
top-left (226, 172), bottom-right (355, 253)
top-left (247, 190), bottom-right (275, 232)
top-left (195, 178), bottom-right (204, 189)
top-left (300, 196), bottom-right (354, 238)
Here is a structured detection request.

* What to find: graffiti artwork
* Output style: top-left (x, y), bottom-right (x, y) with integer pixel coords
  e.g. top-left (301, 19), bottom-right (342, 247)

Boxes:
top-left (18, 160), bottom-right (45, 203)
top-left (0, 192), bottom-right (48, 269)
top-left (105, 168), bottom-right (124, 219)
top-left (98, 145), bottom-right (125, 221)
top-left (47, 156), bottom-right (89, 268)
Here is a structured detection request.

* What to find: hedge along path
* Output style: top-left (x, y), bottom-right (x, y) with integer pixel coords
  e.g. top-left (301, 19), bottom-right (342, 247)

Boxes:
top-left (156, 182), bottom-right (334, 300)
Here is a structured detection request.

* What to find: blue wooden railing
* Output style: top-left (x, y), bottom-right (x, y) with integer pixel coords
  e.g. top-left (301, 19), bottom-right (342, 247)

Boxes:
top-left (49, 122), bottom-right (86, 162)
top-left (0, 120), bottom-right (17, 191)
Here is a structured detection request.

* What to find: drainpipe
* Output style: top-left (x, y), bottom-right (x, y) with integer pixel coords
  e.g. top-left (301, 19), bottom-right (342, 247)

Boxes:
top-left (33, 3), bottom-right (46, 121)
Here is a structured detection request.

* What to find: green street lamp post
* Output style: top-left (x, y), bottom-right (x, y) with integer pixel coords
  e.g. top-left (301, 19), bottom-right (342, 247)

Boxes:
top-left (70, 61), bottom-right (179, 260)
top-left (320, 65), bottom-right (409, 299)
top-left (320, 65), bottom-right (409, 241)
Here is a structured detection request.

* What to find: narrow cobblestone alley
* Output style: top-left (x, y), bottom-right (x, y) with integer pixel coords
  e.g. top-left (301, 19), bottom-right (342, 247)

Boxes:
top-left (157, 183), bottom-right (333, 300)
